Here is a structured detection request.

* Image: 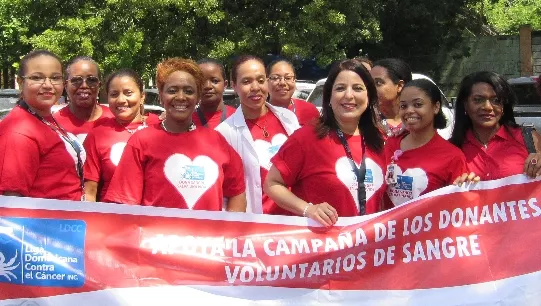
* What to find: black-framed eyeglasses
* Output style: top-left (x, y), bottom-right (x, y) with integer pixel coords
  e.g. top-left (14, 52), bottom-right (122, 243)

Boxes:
top-left (268, 75), bottom-right (296, 83)
top-left (21, 75), bottom-right (64, 85)
top-left (69, 76), bottom-right (101, 88)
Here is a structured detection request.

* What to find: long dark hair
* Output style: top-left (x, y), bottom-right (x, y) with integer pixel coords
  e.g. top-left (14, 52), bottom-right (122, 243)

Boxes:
top-left (449, 71), bottom-right (518, 148)
top-left (316, 59), bottom-right (383, 152)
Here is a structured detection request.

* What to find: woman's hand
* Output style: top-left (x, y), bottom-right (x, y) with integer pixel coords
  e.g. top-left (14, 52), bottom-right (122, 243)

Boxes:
top-left (305, 203), bottom-right (338, 227)
top-left (524, 153), bottom-right (541, 178)
top-left (453, 172), bottom-right (480, 186)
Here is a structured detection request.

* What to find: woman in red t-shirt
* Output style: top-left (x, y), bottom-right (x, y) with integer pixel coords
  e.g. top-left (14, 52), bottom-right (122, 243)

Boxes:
top-left (192, 58), bottom-right (236, 129)
top-left (53, 56), bottom-right (113, 143)
top-left (83, 69), bottom-right (160, 202)
top-left (264, 59), bottom-right (386, 227)
top-left (370, 58), bottom-right (412, 137)
top-left (216, 56), bottom-right (300, 215)
top-left (383, 79), bottom-right (467, 208)
top-left (450, 71), bottom-right (541, 181)
top-left (0, 50), bottom-right (85, 200)
top-left (103, 58), bottom-right (246, 212)
top-left (266, 59), bottom-right (320, 126)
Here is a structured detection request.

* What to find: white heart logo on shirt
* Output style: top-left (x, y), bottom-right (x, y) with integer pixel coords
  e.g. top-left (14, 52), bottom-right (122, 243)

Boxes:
top-left (253, 133), bottom-right (288, 170)
top-left (110, 142), bottom-right (127, 166)
top-left (61, 132), bottom-right (87, 171)
top-left (163, 154), bottom-right (219, 209)
top-left (386, 166), bottom-right (429, 206)
top-left (335, 157), bottom-right (384, 207)
top-left (76, 133), bottom-right (88, 143)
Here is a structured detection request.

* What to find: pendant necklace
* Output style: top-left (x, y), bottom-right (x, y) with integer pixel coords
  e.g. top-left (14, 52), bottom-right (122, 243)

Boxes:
top-left (161, 120), bottom-right (196, 133)
top-left (251, 118), bottom-right (269, 138)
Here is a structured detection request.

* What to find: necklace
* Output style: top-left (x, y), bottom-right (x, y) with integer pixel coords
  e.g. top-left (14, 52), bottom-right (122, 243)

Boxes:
top-left (119, 115), bottom-right (147, 134)
top-left (161, 120), bottom-right (196, 133)
top-left (472, 130), bottom-right (489, 148)
top-left (249, 118), bottom-right (269, 138)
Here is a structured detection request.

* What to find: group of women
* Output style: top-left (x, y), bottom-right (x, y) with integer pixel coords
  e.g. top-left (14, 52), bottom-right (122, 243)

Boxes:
top-left (0, 49), bottom-right (540, 227)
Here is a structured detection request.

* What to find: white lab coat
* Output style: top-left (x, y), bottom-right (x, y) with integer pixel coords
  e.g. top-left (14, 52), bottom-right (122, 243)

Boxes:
top-left (215, 103), bottom-right (300, 213)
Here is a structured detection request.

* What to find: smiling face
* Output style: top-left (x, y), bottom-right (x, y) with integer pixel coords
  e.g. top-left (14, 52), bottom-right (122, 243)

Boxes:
top-left (199, 62), bottom-right (226, 107)
top-left (65, 60), bottom-right (101, 109)
top-left (107, 76), bottom-right (144, 124)
top-left (18, 55), bottom-right (64, 115)
top-left (160, 70), bottom-right (199, 123)
top-left (268, 61), bottom-right (296, 104)
top-left (399, 86), bottom-right (440, 133)
top-left (465, 82), bottom-right (503, 130)
top-left (330, 70), bottom-right (369, 126)
top-left (232, 59), bottom-right (268, 114)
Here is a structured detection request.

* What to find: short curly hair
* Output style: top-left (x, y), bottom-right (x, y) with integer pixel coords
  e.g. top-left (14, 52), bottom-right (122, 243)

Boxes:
top-left (156, 57), bottom-right (204, 96)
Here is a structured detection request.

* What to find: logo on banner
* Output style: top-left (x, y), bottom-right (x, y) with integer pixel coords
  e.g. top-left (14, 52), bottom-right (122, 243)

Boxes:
top-left (387, 166), bottom-right (429, 206)
top-left (254, 133), bottom-right (288, 170)
top-left (0, 217), bottom-right (86, 287)
top-left (110, 142), bottom-right (127, 166)
top-left (164, 154), bottom-right (219, 209)
top-left (335, 157), bottom-right (384, 205)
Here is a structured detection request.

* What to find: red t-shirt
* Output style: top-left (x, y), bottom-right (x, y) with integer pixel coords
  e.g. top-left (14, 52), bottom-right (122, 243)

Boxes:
top-left (53, 105), bottom-right (114, 143)
top-left (103, 124), bottom-right (245, 210)
top-left (245, 111), bottom-right (290, 215)
top-left (383, 133), bottom-right (467, 208)
top-left (462, 126), bottom-right (528, 180)
top-left (0, 106), bottom-right (84, 200)
top-left (192, 105), bottom-right (236, 129)
top-left (83, 114), bottom-right (161, 200)
top-left (289, 98), bottom-right (320, 126)
top-left (272, 125), bottom-right (386, 216)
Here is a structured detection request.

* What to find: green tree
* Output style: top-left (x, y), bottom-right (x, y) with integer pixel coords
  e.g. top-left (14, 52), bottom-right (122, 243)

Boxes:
top-left (482, 0), bottom-right (541, 34)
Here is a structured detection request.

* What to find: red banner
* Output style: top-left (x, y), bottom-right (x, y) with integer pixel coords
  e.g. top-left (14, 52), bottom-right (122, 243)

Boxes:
top-left (0, 175), bottom-right (540, 305)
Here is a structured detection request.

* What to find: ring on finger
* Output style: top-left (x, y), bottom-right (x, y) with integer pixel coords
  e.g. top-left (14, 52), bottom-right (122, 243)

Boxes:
top-left (531, 158), bottom-right (538, 165)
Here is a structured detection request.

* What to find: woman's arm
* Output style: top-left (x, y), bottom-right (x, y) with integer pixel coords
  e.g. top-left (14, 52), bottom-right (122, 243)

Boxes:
top-left (84, 180), bottom-right (98, 202)
top-left (225, 192), bottom-right (247, 212)
top-left (264, 166), bottom-right (337, 227)
top-left (524, 130), bottom-right (541, 178)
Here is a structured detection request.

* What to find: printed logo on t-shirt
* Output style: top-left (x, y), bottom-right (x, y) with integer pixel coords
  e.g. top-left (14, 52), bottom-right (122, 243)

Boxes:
top-left (163, 154), bottom-right (219, 209)
top-left (61, 132), bottom-right (87, 171)
top-left (110, 142), bottom-right (127, 166)
top-left (76, 134), bottom-right (87, 143)
top-left (335, 157), bottom-right (383, 207)
top-left (254, 133), bottom-right (288, 170)
top-left (387, 166), bottom-right (429, 206)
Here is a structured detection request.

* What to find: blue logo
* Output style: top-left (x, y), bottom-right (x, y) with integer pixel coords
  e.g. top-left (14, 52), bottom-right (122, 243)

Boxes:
top-left (181, 165), bottom-right (205, 180)
top-left (0, 217), bottom-right (86, 288)
top-left (365, 169), bottom-right (373, 184)
top-left (396, 175), bottom-right (413, 191)
top-left (268, 145), bottom-right (280, 156)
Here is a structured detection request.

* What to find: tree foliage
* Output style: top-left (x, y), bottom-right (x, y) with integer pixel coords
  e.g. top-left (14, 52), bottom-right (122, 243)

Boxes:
top-left (482, 0), bottom-right (541, 34)
top-left (0, 0), bottom-right (487, 86)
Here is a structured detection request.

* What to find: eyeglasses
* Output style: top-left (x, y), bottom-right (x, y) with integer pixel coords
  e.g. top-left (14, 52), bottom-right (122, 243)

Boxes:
top-left (69, 76), bottom-right (101, 88)
top-left (268, 75), bottom-right (296, 83)
top-left (21, 75), bottom-right (64, 85)
top-left (471, 96), bottom-right (502, 107)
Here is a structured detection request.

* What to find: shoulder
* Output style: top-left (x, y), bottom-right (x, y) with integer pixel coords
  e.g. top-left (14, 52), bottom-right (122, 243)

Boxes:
top-left (1, 107), bottom-right (40, 136)
top-left (53, 105), bottom-right (70, 119)
top-left (433, 134), bottom-right (465, 158)
top-left (293, 98), bottom-right (318, 111)
top-left (225, 105), bottom-right (237, 115)
top-left (99, 105), bottom-right (115, 118)
top-left (146, 113), bottom-right (162, 125)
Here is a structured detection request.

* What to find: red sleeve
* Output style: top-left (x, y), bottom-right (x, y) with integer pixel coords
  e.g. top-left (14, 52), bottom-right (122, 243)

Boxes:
top-left (220, 134), bottom-right (246, 197)
top-left (103, 137), bottom-right (145, 204)
top-left (83, 130), bottom-right (101, 182)
top-left (0, 133), bottom-right (40, 195)
top-left (448, 151), bottom-right (468, 185)
top-left (270, 135), bottom-right (305, 186)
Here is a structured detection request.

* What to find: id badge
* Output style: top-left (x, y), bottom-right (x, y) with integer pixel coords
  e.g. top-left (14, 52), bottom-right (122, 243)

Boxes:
top-left (385, 163), bottom-right (398, 185)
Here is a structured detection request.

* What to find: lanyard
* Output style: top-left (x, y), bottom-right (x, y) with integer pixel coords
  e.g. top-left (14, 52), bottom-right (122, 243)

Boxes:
top-left (196, 104), bottom-right (226, 127)
top-left (19, 102), bottom-right (85, 193)
top-left (336, 129), bottom-right (367, 215)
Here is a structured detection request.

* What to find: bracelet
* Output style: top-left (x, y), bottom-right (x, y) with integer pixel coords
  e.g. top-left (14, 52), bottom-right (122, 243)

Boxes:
top-left (302, 202), bottom-right (313, 217)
